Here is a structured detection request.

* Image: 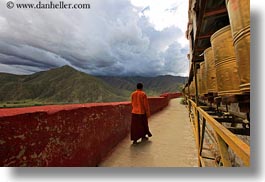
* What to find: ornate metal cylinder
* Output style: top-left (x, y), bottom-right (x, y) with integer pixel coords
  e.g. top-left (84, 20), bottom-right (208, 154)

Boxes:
top-left (200, 61), bottom-right (207, 96)
top-left (190, 80), bottom-right (195, 96)
top-left (226, 0), bottom-right (250, 92)
top-left (204, 47), bottom-right (217, 94)
top-left (196, 67), bottom-right (202, 96)
top-left (184, 86), bottom-right (188, 96)
top-left (210, 25), bottom-right (241, 96)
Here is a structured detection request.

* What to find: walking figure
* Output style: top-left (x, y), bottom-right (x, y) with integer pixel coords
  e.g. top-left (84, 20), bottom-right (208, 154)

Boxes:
top-left (130, 83), bottom-right (152, 144)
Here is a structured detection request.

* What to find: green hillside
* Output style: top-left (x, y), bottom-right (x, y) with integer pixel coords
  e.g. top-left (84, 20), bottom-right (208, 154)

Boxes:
top-left (98, 75), bottom-right (187, 96)
top-left (0, 66), bottom-right (129, 107)
top-left (0, 65), bottom-right (187, 108)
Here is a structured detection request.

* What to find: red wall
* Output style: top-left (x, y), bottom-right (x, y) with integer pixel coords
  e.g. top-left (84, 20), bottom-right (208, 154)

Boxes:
top-left (0, 93), bottom-right (181, 166)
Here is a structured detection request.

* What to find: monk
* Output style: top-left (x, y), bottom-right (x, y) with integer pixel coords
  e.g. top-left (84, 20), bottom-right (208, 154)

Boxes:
top-left (130, 83), bottom-right (152, 144)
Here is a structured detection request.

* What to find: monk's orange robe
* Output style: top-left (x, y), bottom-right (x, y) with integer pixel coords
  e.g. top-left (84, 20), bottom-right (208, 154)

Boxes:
top-left (131, 89), bottom-right (151, 117)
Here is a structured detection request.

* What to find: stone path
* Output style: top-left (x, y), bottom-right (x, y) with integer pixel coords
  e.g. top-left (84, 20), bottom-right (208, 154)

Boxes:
top-left (99, 98), bottom-right (198, 167)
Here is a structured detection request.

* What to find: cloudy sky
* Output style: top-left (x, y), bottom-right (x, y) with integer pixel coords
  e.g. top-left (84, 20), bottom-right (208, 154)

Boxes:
top-left (0, 0), bottom-right (189, 76)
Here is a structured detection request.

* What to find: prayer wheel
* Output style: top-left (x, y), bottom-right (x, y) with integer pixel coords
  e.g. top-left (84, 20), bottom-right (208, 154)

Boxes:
top-left (226, 0), bottom-right (250, 92)
top-left (184, 86), bottom-right (188, 96)
top-left (190, 80), bottom-right (195, 96)
top-left (199, 61), bottom-right (207, 96)
top-left (196, 67), bottom-right (202, 96)
top-left (210, 25), bottom-right (241, 96)
top-left (204, 47), bottom-right (217, 94)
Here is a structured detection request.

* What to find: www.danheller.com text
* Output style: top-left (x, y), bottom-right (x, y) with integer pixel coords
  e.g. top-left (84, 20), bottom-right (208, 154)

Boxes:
top-left (6, 0), bottom-right (91, 10)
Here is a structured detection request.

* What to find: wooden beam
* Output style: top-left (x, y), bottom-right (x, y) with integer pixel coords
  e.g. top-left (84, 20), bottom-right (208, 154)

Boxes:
top-left (227, 127), bottom-right (250, 136)
top-left (194, 48), bottom-right (207, 52)
top-left (193, 0), bottom-right (207, 62)
top-left (214, 118), bottom-right (243, 124)
top-left (197, 34), bottom-right (212, 39)
top-left (204, 7), bottom-right (227, 18)
top-left (221, 94), bottom-right (250, 105)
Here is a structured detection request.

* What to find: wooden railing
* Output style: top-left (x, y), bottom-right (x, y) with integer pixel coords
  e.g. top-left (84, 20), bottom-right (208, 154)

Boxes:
top-left (187, 99), bottom-right (250, 167)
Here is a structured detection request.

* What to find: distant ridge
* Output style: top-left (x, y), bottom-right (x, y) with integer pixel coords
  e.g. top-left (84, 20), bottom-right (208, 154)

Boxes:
top-left (0, 65), bottom-right (187, 107)
top-left (0, 65), bottom-right (129, 106)
top-left (98, 75), bottom-right (187, 96)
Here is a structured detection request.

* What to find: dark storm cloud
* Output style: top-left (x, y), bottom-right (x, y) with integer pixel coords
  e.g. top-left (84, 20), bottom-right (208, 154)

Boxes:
top-left (0, 0), bottom-right (189, 76)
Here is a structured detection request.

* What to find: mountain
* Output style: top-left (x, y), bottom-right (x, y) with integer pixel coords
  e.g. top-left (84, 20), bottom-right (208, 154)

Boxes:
top-left (0, 66), bottom-right (129, 105)
top-left (98, 75), bottom-right (187, 96)
top-left (0, 65), bottom-right (187, 107)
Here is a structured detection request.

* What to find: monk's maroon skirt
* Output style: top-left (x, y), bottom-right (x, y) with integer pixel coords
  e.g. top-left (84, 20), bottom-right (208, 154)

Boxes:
top-left (131, 113), bottom-right (152, 141)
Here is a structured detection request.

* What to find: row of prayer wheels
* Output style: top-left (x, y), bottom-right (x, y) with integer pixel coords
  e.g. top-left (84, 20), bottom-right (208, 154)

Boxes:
top-left (188, 0), bottom-right (250, 97)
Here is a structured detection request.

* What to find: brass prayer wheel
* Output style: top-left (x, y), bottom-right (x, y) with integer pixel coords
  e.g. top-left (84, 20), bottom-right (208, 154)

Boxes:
top-left (184, 86), bottom-right (188, 96)
top-left (200, 61), bottom-right (207, 96)
top-left (226, 0), bottom-right (250, 92)
top-left (204, 47), bottom-right (217, 94)
top-left (190, 80), bottom-right (195, 96)
top-left (210, 25), bottom-right (241, 96)
top-left (196, 67), bottom-right (202, 96)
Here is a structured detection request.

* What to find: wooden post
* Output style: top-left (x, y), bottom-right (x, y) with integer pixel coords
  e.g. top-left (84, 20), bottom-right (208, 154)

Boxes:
top-left (193, 62), bottom-right (201, 167)
top-left (199, 118), bottom-right (206, 155)
top-left (214, 132), bottom-right (232, 167)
